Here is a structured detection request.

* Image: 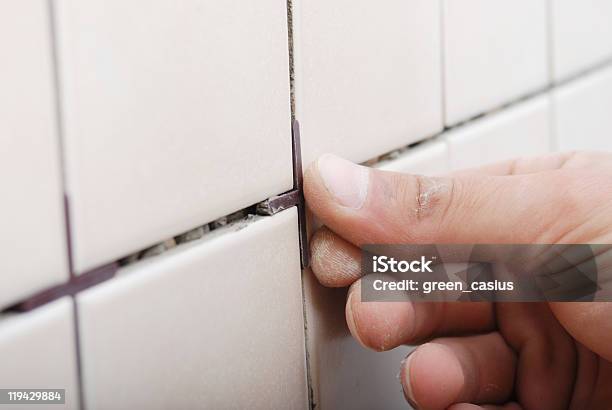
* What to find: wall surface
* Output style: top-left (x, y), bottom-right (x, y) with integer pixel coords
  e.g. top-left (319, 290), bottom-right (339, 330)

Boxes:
top-left (1, 0), bottom-right (611, 409)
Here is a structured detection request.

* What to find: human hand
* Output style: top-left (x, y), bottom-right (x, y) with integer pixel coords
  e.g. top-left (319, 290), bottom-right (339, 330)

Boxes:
top-left (304, 151), bottom-right (612, 409)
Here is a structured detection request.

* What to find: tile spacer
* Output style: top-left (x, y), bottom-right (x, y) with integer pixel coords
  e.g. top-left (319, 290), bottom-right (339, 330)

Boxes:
top-left (292, 120), bottom-right (309, 269)
top-left (256, 120), bottom-right (309, 268)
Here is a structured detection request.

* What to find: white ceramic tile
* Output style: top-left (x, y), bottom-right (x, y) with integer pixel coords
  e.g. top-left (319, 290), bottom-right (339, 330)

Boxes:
top-left (77, 209), bottom-right (307, 410)
top-left (376, 140), bottom-right (449, 175)
top-left (55, 0), bottom-right (293, 273)
top-left (552, 0), bottom-right (612, 81)
top-left (0, 0), bottom-right (69, 308)
top-left (553, 66), bottom-right (612, 151)
top-left (303, 272), bottom-right (413, 410)
top-left (294, 0), bottom-right (443, 166)
top-left (0, 298), bottom-right (80, 409)
top-left (443, 0), bottom-right (549, 125)
top-left (447, 96), bottom-right (551, 170)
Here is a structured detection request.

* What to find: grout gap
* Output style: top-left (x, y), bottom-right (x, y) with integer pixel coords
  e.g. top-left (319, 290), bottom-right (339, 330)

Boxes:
top-left (118, 205), bottom-right (258, 268)
top-left (286, 0), bottom-right (295, 121)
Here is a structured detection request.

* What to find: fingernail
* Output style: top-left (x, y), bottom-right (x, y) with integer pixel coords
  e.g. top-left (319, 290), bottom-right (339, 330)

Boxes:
top-left (317, 154), bottom-right (369, 209)
top-left (401, 350), bottom-right (419, 408)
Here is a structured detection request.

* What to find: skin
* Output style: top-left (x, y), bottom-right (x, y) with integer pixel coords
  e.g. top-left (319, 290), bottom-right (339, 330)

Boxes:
top-left (304, 151), bottom-right (612, 410)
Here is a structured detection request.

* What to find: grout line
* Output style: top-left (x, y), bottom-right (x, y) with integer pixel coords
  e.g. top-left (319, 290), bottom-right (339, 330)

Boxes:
top-left (285, 0), bottom-right (315, 406)
top-left (446, 57), bottom-right (612, 129)
top-left (363, 134), bottom-right (440, 168)
top-left (286, 0), bottom-right (295, 121)
top-left (441, 84), bottom-right (550, 131)
top-left (4, 263), bottom-right (118, 313)
top-left (63, 195), bottom-right (75, 278)
top-left (71, 297), bottom-right (86, 410)
top-left (47, 0), bottom-right (68, 191)
top-left (552, 55), bottom-right (612, 87)
top-left (301, 274), bottom-right (315, 410)
top-left (446, 84), bottom-right (552, 129)
top-left (47, 1), bottom-right (86, 409)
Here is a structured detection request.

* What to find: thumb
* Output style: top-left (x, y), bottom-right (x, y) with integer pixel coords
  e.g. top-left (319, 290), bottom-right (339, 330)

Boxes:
top-left (303, 154), bottom-right (570, 246)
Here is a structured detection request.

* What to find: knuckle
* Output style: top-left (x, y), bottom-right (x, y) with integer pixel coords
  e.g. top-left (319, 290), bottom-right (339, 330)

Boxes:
top-left (413, 175), bottom-right (455, 222)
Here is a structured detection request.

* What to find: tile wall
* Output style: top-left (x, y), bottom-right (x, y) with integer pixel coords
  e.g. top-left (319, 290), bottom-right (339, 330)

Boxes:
top-left (1, 1), bottom-right (611, 409)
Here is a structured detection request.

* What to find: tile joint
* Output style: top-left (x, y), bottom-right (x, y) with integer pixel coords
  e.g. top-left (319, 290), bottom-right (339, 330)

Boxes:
top-left (4, 263), bottom-right (118, 313)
